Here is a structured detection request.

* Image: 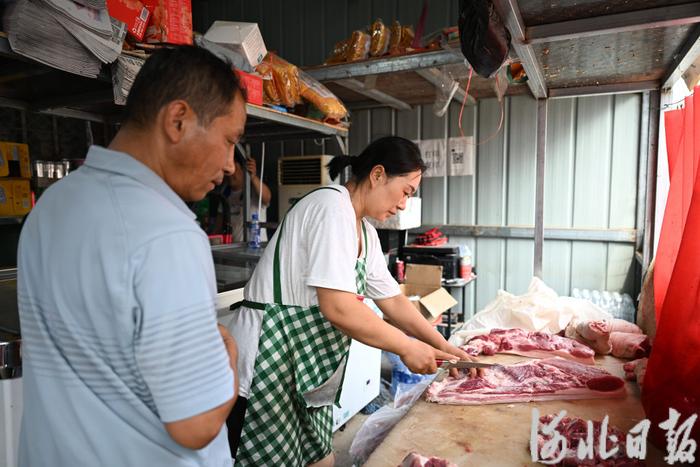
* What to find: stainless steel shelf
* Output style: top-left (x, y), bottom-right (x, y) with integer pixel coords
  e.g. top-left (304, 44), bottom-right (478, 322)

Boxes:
top-left (244, 104), bottom-right (348, 142)
top-left (305, 48), bottom-right (465, 81)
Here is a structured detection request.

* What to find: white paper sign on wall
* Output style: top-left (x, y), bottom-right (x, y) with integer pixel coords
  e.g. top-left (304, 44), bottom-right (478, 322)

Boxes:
top-left (447, 136), bottom-right (475, 176)
top-left (417, 139), bottom-right (446, 178)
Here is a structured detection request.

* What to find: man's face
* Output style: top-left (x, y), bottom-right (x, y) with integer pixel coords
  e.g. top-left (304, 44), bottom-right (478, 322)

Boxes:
top-left (166, 92), bottom-right (246, 201)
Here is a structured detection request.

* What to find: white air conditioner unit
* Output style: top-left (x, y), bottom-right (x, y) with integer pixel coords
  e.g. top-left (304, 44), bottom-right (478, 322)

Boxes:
top-left (278, 155), bottom-right (337, 219)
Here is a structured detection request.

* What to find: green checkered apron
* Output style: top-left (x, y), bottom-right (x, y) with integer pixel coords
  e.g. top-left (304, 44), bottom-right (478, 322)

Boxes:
top-left (235, 187), bottom-right (368, 466)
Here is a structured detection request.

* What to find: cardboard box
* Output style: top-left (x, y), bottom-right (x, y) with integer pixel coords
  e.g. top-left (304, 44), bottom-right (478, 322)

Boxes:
top-left (12, 179), bottom-right (31, 215)
top-left (367, 197), bottom-right (422, 230)
top-left (204, 21), bottom-right (267, 68)
top-left (106, 0), bottom-right (151, 41)
top-left (0, 143), bottom-right (9, 177)
top-left (0, 142), bottom-right (30, 178)
top-left (143, 0), bottom-right (192, 45)
top-left (0, 180), bottom-right (13, 216)
top-left (399, 264), bottom-right (457, 321)
top-left (236, 70), bottom-right (263, 106)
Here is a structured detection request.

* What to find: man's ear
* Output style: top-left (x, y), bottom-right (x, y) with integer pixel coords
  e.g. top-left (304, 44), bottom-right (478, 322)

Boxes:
top-left (162, 100), bottom-right (192, 144)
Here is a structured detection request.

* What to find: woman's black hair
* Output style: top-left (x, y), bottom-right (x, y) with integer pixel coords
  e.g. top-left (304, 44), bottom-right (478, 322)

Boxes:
top-left (327, 136), bottom-right (427, 181)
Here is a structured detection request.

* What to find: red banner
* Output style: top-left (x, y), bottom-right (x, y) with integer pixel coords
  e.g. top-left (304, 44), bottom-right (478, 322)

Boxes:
top-left (643, 87), bottom-right (700, 448)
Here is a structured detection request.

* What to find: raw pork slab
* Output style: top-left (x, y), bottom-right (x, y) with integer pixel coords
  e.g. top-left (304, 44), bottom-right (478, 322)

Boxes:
top-left (399, 452), bottom-right (457, 467)
top-left (534, 414), bottom-right (645, 466)
top-left (462, 328), bottom-right (596, 365)
top-left (426, 357), bottom-right (626, 405)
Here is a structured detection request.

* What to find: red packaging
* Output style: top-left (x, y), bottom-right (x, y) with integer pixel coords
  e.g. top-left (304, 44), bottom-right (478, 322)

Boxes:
top-left (142, 0), bottom-right (192, 45)
top-left (106, 0), bottom-right (150, 41)
top-left (236, 70), bottom-right (263, 106)
top-left (395, 259), bottom-right (405, 283)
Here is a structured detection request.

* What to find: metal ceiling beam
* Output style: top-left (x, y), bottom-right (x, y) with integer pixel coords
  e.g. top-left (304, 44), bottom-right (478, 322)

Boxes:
top-left (415, 68), bottom-right (476, 106)
top-left (492, 0), bottom-right (548, 98)
top-left (548, 80), bottom-right (659, 98)
top-left (526, 3), bottom-right (700, 44)
top-left (662, 23), bottom-right (700, 90)
top-left (332, 78), bottom-right (411, 111)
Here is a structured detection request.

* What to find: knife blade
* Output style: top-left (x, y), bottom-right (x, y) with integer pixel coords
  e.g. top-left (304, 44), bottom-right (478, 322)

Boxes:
top-left (435, 359), bottom-right (502, 369)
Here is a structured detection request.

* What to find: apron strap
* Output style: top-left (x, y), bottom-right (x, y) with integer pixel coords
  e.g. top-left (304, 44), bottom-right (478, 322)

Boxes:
top-left (273, 186), bottom-right (341, 304)
top-left (361, 220), bottom-right (368, 261)
top-left (230, 299), bottom-right (267, 311)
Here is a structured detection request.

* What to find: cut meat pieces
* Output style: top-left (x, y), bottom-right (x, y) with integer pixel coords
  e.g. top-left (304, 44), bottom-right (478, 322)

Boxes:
top-left (623, 358), bottom-right (648, 385)
top-left (426, 357), bottom-right (626, 405)
top-left (610, 332), bottom-right (650, 359)
top-left (461, 328), bottom-right (595, 365)
top-left (565, 319), bottom-right (649, 359)
top-left (399, 452), bottom-right (457, 467)
top-left (533, 414), bottom-right (644, 466)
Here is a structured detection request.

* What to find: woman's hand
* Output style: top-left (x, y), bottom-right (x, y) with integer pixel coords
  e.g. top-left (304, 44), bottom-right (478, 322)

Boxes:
top-left (399, 340), bottom-right (466, 375)
top-left (441, 342), bottom-right (484, 378)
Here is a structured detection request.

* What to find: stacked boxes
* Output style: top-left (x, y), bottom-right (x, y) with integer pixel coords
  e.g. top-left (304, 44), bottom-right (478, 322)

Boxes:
top-left (0, 142), bottom-right (32, 216)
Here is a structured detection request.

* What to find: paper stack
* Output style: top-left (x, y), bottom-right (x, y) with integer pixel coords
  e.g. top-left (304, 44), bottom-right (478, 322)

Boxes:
top-left (112, 54), bottom-right (144, 105)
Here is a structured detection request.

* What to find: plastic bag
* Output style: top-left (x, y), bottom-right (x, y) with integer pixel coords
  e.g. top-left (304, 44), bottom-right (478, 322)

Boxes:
top-left (257, 53), bottom-right (301, 108)
top-left (388, 21), bottom-right (415, 55)
top-left (298, 71), bottom-right (347, 123)
top-left (349, 377), bottom-right (432, 464)
top-left (346, 30), bottom-right (370, 62)
top-left (369, 18), bottom-right (390, 57)
top-left (255, 61), bottom-right (282, 105)
top-left (458, 0), bottom-right (511, 78)
top-left (325, 38), bottom-right (349, 64)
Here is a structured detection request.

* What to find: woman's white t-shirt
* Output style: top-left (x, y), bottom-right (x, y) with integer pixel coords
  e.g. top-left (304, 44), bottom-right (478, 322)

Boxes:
top-left (225, 185), bottom-right (400, 398)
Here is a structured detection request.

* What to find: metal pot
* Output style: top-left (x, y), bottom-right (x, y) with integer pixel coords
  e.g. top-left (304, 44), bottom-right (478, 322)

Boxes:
top-left (0, 338), bottom-right (21, 379)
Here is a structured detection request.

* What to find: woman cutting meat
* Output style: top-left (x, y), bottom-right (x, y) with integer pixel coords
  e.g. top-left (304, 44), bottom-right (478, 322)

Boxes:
top-left (226, 136), bottom-right (472, 466)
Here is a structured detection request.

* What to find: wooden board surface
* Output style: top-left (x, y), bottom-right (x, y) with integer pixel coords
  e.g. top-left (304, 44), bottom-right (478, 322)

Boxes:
top-left (365, 354), bottom-right (668, 466)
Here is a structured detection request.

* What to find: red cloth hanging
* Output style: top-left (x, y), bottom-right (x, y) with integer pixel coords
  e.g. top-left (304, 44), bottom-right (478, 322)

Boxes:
top-left (642, 87), bottom-right (700, 448)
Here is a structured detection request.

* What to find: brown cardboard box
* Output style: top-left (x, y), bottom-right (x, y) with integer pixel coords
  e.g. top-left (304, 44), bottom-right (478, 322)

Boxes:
top-left (399, 264), bottom-right (457, 321)
top-left (12, 179), bottom-right (31, 215)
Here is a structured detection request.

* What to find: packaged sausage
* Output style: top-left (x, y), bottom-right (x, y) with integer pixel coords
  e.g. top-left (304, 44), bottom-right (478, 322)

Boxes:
top-left (325, 38), bottom-right (349, 64)
top-left (346, 30), bottom-right (370, 62)
top-left (255, 60), bottom-right (281, 105)
top-left (298, 72), bottom-right (348, 123)
top-left (258, 53), bottom-right (301, 108)
top-left (400, 25), bottom-right (415, 49)
top-left (388, 20), bottom-right (402, 54)
top-left (369, 18), bottom-right (390, 57)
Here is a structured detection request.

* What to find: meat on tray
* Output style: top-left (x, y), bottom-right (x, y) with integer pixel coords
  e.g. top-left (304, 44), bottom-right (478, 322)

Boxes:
top-left (399, 452), bottom-right (458, 467)
top-left (426, 357), bottom-right (626, 405)
top-left (533, 414), bottom-right (645, 466)
top-left (565, 319), bottom-right (650, 359)
top-left (461, 328), bottom-right (596, 365)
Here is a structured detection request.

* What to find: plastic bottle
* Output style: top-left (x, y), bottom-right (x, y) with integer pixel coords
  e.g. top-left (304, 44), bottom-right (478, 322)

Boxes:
top-left (248, 212), bottom-right (261, 249)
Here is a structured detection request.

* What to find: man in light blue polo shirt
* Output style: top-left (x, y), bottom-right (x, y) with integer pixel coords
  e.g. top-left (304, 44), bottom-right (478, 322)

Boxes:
top-left (17, 46), bottom-right (246, 466)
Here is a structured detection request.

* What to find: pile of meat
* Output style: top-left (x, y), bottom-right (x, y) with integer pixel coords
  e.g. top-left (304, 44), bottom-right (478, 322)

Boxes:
top-left (426, 357), bottom-right (626, 405)
top-left (399, 452), bottom-right (457, 467)
top-left (565, 319), bottom-right (650, 359)
top-left (461, 328), bottom-right (596, 365)
top-left (533, 414), bottom-right (645, 466)
top-left (623, 358), bottom-right (648, 386)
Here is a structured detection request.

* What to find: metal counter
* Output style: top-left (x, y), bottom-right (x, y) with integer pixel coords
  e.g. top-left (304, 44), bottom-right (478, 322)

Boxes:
top-left (211, 243), bottom-right (265, 293)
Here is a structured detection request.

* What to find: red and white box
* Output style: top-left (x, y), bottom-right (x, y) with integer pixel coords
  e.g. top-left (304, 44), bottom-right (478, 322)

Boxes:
top-left (106, 0), bottom-right (150, 41)
top-left (143, 0), bottom-right (193, 45)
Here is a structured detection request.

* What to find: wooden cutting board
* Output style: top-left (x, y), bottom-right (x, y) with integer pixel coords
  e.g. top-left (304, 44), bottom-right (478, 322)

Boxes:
top-left (364, 355), bottom-right (668, 466)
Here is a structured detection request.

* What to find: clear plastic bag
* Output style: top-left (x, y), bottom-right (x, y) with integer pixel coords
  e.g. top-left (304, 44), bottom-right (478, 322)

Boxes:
top-left (347, 30), bottom-right (370, 62)
top-left (256, 53), bottom-right (301, 108)
top-left (349, 378), bottom-right (432, 464)
top-left (369, 18), bottom-right (390, 57)
top-left (325, 38), bottom-right (349, 64)
top-left (298, 71), bottom-right (348, 123)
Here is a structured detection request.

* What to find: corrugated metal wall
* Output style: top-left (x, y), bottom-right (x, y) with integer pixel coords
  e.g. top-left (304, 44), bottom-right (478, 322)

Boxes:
top-left (193, 0), bottom-right (642, 316)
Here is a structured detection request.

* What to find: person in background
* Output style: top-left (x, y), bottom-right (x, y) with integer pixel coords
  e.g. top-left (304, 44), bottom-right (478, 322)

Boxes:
top-left (17, 46), bottom-right (244, 466)
top-left (224, 151), bottom-right (271, 242)
top-left (225, 136), bottom-right (477, 466)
